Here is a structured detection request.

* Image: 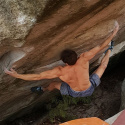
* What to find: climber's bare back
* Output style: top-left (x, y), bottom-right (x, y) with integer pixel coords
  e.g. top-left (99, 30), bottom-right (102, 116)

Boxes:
top-left (59, 55), bottom-right (91, 91)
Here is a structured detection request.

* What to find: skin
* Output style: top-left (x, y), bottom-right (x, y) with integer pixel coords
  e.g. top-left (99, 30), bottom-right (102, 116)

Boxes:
top-left (5, 24), bottom-right (119, 92)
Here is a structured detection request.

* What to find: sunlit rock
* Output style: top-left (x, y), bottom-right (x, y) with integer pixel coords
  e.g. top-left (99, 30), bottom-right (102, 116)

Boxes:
top-left (0, 0), bottom-right (49, 45)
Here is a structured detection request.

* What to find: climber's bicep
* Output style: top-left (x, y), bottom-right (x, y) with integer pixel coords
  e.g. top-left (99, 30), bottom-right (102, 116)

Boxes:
top-left (39, 67), bottom-right (62, 79)
top-left (81, 46), bottom-right (101, 61)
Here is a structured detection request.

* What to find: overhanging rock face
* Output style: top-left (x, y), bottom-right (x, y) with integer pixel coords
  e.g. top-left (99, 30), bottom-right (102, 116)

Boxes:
top-left (0, 0), bottom-right (125, 122)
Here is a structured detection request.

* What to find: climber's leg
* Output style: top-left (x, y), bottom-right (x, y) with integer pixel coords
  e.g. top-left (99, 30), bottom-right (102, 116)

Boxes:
top-left (43, 82), bottom-right (61, 91)
top-left (31, 82), bottom-right (61, 94)
top-left (89, 51), bottom-right (111, 88)
top-left (94, 49), bottom-right (111, 78)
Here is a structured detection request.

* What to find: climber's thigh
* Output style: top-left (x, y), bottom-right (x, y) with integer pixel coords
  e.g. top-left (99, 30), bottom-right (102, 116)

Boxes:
top-left (50, 82), bottom-right (61, 90)
top-left (93, 64), bottom-right (107, 78)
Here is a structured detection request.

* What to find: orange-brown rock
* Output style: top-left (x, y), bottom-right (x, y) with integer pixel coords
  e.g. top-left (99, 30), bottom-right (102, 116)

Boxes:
top-left (60, 117), bottom-right (109, 125)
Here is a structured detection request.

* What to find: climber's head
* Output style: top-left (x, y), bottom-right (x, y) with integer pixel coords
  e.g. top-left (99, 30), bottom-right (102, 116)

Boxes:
top-left (61, 49), bottom-right (77, 65)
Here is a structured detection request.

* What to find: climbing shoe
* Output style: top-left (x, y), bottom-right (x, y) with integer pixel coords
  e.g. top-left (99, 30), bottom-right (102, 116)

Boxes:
top-left (104, 40), bottom-right (114, 54)
top-left (31, 86), bottom-right (44, 94)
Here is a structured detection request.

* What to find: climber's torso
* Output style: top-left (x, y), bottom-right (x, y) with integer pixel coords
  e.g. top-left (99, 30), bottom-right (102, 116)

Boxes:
top-left (59, 55), bottom-right (91, 91)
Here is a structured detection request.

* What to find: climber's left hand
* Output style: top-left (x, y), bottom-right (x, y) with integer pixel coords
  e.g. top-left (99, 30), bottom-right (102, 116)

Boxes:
top-left (4, 68), bottom-right (18, 78)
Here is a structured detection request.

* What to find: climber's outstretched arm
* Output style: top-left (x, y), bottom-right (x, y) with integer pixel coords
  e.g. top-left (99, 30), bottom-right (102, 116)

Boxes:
top-left (81, 23), bottom-right (119, 61)
top-left (4, 67), bottom-right (62, 81)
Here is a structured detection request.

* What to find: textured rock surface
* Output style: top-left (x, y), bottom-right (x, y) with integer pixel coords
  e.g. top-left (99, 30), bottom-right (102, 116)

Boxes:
top-left (105, 111), bottom-right (122, 125)
top-left (0, 0), bottom-right (49, 42)
top-left (0, 0), bottom-right (125, 122)
top-left (120, 79), bottom-right (125, 110)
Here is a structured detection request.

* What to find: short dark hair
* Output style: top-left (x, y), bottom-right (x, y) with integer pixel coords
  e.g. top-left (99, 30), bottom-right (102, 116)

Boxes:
top-left (61, 49), bottom-right (77, 65)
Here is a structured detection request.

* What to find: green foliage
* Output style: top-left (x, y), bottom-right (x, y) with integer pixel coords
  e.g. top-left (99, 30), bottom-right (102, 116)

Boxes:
top-left (46, 95), bottom-right (93, 123)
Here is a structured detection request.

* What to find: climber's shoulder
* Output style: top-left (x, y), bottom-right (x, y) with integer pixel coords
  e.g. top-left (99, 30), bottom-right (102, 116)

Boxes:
top-left (78, 53), bottom-right (89, 62)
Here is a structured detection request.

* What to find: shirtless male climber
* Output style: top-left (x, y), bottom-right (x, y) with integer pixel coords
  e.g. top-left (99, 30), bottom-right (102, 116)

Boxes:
top-left (5, 24), bottom-right (119, 97)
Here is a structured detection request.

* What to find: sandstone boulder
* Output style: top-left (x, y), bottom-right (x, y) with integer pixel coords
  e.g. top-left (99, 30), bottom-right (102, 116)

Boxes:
top-left (0, 0), bottom-right (125, 122)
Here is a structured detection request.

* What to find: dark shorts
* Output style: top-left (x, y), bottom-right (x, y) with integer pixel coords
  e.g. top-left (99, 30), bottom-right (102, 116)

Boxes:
top-left (60, 74), bottom-right (101, 97)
